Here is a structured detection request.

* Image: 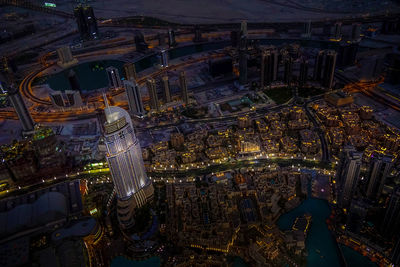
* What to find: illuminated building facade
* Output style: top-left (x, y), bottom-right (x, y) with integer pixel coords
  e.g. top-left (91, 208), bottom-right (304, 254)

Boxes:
top-left (103, 98), bottom-right (153, 228)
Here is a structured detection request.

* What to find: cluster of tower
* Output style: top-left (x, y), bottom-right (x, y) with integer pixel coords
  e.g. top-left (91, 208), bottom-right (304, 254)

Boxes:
top-left (335, 146), bottom-right (399, 252)
top-left (313, 50), bottom-right (337, 89)
top-left (105, 63), bottom-right (190, 115)
top-left (233, 22), bottom-right (337, 89)
top-left (146, 71), bottom-right (189, 112)
top-left (259, 47), bottom-right (337, 89)
top-left (337, 147), bottom-right (395, 206)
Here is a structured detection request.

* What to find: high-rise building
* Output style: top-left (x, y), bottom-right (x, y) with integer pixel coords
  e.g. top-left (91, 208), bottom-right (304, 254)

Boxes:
top-left (239, 35), bottom-right (248, 85)
top-left (162, 76), bottom-right (171, 103)
top-left (322, 50), bottom-right (337, 89)
top-left (134, 30), bottom-right (148, 52)
top-left (146, 78), bottom-right (159, 111)
top-left (179, 71), bottom-right (189, 105)
top-left (6, 84), bottom-right (35, 133)
top-left (74, 5), bottom-right (98, 40)
top-left (168, 29), bottom-right (176, 48)
top-left (68, 70), bottom-right (80, 91)
top-left (337, 42), bottom-right (359, 67)
top-left (351, 23), bottom-right (361, 41)
top-left (260, 51), bottom-right (266, 89)
top-left (336, 146), bottom-right (362, 208)
top-left (124, 80), bottom-right (145, 116)
top-left (240, 21), bottom-right (247, 36)
top-left (103, 97), bottom-right (154, 228)
top-left (193, 25), bottom-right (203, 43)
top-left (314, 50), bottom-right (325, 81)
top-left (299, 59), bottom-right (308, 87)
top-left (366, 151), bottom-right (394, 201)
top-left (303, 21), bottom-right (312, 38)
top-left (261, 48), bottom-right (278, 88)
top-left (346, 199), bottom-right (368, 233)
top-left (160, 50), bottom-right (169, 68)
top-left (106, 67), bottom-right (122, 89)
top-left (284, 56), bottom-right (293, 86)
top-left (333, 22), bottom-right (342, 40)
top-left (123, 63), bottom-right (137, 82)
top-left (381, 187), bottom-right (400, 238)
top-left (56, 46), bottom-right (78, 68)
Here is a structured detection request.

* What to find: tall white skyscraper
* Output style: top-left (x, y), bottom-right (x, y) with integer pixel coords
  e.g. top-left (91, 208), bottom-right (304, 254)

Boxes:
top-left (103, 96), bottom-right (153, 228)
top-left (124, 80), bottom-right (145, 116)
top-left (106, 66), bottom-right (122, 89)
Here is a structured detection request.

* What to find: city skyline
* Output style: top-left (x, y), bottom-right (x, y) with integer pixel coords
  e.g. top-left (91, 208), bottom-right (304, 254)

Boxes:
top-left (0, 1), bottom-right (400, 267)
